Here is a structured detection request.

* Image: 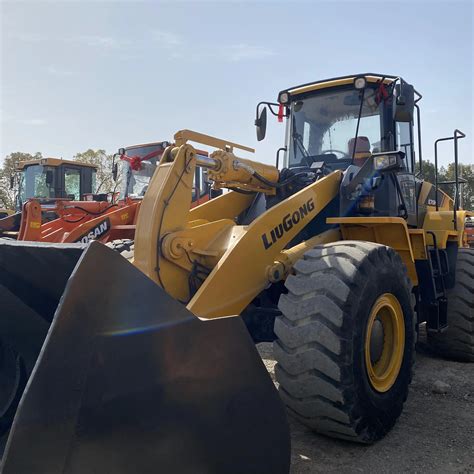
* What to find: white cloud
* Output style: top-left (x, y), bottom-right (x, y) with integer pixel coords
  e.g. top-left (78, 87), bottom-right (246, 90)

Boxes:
top-left (188, 43), bottom-right (276, 62)
top-left (226, 44), bottom-right (275, 62)
top-left (151, 29), bottom-right (182, 48)
top-left (71, 35), bottom-right (128, 49)
top-left (19, 119), bottom-right (47, 126)
top-left (46, 65), bottom-right (73, 77)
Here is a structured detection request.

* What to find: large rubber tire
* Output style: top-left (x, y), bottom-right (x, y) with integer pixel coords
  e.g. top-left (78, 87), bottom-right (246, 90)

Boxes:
top-left (428, 248), bottom-right (474, 361)
top-left (106, 239), bottom-right (134, 261)
top-left (274, 241), bottom-right (415, 443)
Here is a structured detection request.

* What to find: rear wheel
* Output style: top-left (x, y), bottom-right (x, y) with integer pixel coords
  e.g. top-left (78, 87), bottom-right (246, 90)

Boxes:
top-left (0, 340), bottom-right (25, 435)
top-left (428, 248), bottom-right (474, 361)
top-left (274, 241), bottom-right (415, 443)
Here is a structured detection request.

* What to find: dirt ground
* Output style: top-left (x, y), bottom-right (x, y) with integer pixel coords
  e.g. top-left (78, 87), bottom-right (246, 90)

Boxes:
top-left (258, 339), bottom-right (474, 474)
top-left (1, 339), bottom-right (472, 473)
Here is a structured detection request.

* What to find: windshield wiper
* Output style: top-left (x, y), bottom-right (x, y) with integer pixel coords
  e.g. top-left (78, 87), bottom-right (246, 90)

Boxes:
top-left (292, 118), bottom-right (310, 159)
top-left (124, 166), bottom-right (133, 198)
top-left (350, 88), bottom-right (366, 162)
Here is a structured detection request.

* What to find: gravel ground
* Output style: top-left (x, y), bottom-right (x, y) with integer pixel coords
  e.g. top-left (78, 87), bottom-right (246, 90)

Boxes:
top-left (1, 338), bottom-right (472, 473)
top-left (258, 340), bottom-right (474, 474)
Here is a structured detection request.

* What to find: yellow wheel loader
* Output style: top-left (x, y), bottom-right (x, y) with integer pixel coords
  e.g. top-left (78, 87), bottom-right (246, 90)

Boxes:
top-left (1, 73), bottom-right (473, 472)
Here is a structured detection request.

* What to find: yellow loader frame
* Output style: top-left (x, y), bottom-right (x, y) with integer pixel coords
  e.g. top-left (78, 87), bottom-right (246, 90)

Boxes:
top-left (133, 130), bottom-right (472, 319)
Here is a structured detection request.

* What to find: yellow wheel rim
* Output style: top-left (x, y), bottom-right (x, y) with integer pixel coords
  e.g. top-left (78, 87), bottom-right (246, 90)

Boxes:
top-left (365, 293), bottom-right (405, 393)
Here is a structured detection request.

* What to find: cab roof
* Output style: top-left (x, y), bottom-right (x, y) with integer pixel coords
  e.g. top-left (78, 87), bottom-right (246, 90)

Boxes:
top-left (16, 158), bottom-right (98, 170)
top-left (125, 141), bottom-right (170, 151)
top-left (279, 73), bottom-right (400, 101)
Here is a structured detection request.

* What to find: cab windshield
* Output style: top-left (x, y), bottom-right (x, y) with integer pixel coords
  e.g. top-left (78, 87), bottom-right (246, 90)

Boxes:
top-left (19, 165), bottom-right (56, 203)
top-left (119, 145), bottom-right (162, 199)
top-left (288, 86), bottom-right (384, 168)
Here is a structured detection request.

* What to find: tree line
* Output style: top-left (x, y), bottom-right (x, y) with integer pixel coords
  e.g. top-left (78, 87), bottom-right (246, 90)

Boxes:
top-left (416, 160), bottom-right (474, 210)
top-left (0, 151), bottom-right (473, 211)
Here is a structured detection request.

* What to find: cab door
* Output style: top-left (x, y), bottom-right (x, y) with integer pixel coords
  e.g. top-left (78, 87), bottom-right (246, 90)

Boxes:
top-left (395, 121), bottom-right (418, 226)
top-left (62, 166), bottom-right (82, 200)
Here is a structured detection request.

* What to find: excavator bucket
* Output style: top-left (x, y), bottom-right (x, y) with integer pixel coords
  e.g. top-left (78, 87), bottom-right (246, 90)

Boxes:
top-left (0, 241), bottom-right (290, 473)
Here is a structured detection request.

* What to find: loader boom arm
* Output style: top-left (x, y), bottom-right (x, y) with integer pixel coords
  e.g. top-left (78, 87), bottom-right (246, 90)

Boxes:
top-left (133, 130), bottom-right (342, 317)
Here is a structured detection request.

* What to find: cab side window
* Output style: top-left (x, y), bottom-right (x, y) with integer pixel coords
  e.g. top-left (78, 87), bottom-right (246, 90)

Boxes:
top-left (64, 167), bottom-right (81, 200)
top-left (396, 122), bottom-right (414, 173)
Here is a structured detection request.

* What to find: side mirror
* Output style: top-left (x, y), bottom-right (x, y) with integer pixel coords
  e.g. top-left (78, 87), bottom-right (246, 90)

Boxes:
top-left (112, 162), bottom-right (118, 182)
top-left (394, 80), bottom-right (415, 122)
top-left (255, 106), bottom-right (267, 142)
top-left (45, 170), bottom-right (54, 186)
top-left (10, 176), bottom-right (14, 189)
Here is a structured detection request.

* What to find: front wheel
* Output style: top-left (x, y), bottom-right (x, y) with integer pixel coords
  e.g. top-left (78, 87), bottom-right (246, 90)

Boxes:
top-left (274, 241), bottom-right (415, 443)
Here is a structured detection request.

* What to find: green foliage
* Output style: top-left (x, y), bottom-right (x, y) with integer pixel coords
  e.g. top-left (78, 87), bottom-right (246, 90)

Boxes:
top-left (414, 160), bottom-right (474, 211)
top-left (442, 163), bottom-right (474, 211)
top-left (0, 152), bottom-right (42, 209)
top-left (415, 159), bottom-right (436, 184)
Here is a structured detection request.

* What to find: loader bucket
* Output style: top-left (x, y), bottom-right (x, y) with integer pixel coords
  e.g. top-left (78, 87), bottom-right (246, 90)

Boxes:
top-left (0, 241), bottom-right (290, 473)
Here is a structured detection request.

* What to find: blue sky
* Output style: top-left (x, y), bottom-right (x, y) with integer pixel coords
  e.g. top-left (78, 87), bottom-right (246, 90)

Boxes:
top-left (1, 0), bottom-right (472, 167)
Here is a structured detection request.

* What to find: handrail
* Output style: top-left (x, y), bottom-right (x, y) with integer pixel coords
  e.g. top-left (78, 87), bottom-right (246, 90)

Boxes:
top-left (415, 104), bottom-right (423, 175)
top-left (433, 129), bottom-right (466, 229)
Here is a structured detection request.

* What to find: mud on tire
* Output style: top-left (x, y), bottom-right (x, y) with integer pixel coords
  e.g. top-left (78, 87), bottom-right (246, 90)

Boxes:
top-left (274, 241), bottom-right (415, 443)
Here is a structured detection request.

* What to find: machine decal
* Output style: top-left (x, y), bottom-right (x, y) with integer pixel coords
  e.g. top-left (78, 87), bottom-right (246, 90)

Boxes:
top-left (75, 218), bottom-right (111, 243)
top-left (261, 198), bottom-right (315, 250)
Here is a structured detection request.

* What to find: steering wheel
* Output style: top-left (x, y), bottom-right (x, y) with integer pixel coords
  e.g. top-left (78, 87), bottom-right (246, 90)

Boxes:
top-left (321, 149), bottom-right (348, 159)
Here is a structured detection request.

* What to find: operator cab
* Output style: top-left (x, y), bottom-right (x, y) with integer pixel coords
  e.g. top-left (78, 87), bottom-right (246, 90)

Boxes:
top-left (116, 142), bottom-right (167, 200)
top-left (116, 142), bottom-right (213, 205)
top-left (15, 158), bottom-right (97, 210)
top-left (256, 74), bottom-right (420, 226)
top-left (287, 85), bottom-right (385, 171)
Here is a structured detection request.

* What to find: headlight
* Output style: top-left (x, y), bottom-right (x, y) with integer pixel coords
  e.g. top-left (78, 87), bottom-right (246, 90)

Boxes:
top-left (374, 155), bottom-right (396, 170)
top-left (372, 151), bottom-right (404, 171)
top-left (278, 91), bottom-right (289, 104)
top-left (354, 76), bottom-right (366, 90)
